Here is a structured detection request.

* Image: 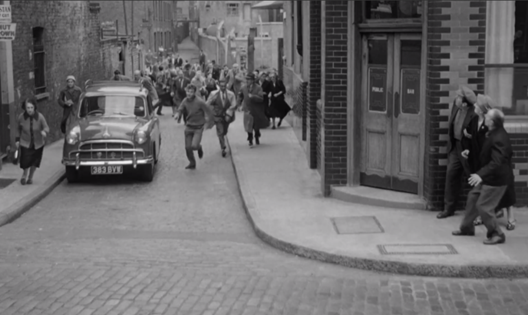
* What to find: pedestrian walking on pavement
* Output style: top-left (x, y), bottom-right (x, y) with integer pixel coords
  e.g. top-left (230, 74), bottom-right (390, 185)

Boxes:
top-left (452, 108), bottom-right (514, 245)
top-left (58, 75), bottom-right (82, 134)
top-left (15, 97), bottom-right (50, 185)
top-left (206, 79), bottom-right (237, 157)
top-left (199, 49), bottom-right (206, 71)
top-left (175, 84), bottom-right (214, 169)
top-left (268, 72), bottom-right (291, 129)
top-left (238, 73), bottom-right (270, 147)
top-left (437, 86), bottom-right (477, 219)
top-left (461, 95), bottom-right (517, 230)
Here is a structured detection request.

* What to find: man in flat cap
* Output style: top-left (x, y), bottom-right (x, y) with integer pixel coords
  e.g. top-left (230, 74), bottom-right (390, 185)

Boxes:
top-left (58, 75), bottom-right (82, 134)
top-left (437, 86), bottom-right (477, 219)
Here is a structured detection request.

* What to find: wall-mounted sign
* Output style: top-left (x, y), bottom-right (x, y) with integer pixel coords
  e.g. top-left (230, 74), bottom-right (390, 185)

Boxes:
top-left (0, 5), bottom-right (11, 23)
top-left (0, 23), bottom-right (16, 41)
top-left (369, 67), bottom-right (387, 112)
top-left (401, 68), bottom-right (420, 114)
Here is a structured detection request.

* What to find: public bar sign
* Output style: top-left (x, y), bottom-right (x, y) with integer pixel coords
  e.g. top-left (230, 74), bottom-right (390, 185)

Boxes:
top-left (0, 5), bottom-right (11, 23)
top-left (0, 23), bottom-right (16, 41)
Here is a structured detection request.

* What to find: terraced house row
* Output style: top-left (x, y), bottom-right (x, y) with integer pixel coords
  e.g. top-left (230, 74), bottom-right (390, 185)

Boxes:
top-left (282, 0), bottom-right (528, 209)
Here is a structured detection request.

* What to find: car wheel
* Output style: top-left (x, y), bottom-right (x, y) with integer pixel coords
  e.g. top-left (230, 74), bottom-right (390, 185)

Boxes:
top-left (139, 161), bottom-right (155, 182)
top-left (65, 166), bottom-right (80, 183)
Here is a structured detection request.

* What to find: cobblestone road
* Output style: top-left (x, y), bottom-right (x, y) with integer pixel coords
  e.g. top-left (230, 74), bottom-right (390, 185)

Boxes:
top-left (0, 116), bottom-right (527, 315)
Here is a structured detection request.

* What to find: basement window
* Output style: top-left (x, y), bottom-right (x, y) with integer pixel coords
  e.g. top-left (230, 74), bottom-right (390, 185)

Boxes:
top-left (33, 27), bottom-right (47, 96)
top-left (227, 3), bottom-right (239, 17)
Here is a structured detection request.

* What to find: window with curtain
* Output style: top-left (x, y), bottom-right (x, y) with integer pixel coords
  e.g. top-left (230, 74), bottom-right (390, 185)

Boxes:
top-left (485, 1), bottom-right (528, 116)
top-left (33, 27), bottom-right (46, 95)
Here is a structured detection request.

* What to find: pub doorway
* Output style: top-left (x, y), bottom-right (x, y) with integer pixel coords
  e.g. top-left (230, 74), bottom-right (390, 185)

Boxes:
top-left (359, 33), bottom-right (423, 194)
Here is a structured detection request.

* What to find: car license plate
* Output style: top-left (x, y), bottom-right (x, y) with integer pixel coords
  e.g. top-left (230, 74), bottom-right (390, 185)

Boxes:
top-left (90, 165), bottom-right (123, 175)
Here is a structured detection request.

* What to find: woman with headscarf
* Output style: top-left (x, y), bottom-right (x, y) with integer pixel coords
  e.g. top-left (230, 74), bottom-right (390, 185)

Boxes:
top-left (461, 95), bottom-right (517, 230)
top-left (15, 97), bottom-right (50, 185)
top-left (267, 72), bottom-right (291, 129)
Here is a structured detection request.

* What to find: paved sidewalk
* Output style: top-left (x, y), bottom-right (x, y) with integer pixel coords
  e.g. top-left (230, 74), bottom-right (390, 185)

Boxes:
top-left (0, 140), bottom-right (64, 227)
top-left (226, 116), bottom-right (528, 278)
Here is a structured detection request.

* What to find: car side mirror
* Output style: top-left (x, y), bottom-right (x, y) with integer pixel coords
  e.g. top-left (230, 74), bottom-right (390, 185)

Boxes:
top-left (134, 105), bottom-right (145, 117)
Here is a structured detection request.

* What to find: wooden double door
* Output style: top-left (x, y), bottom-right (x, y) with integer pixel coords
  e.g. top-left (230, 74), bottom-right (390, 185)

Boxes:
top-left (360, 33), bottom-right (423, 194)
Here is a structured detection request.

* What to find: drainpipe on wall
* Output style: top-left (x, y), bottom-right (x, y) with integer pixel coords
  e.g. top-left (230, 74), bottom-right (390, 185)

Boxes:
top-left (0, 0), bottom-right (15, 166)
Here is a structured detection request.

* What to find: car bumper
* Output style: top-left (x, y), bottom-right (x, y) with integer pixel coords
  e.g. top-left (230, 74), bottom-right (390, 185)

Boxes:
top-left (62, 154), bottom-right (154, 170)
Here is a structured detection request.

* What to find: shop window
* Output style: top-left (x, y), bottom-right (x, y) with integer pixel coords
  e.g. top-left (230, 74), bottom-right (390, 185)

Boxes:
top-left (484, 1), bottom-right (528, 117)
top-left (226, 3), bottom-right (239, 17)
top-left (364, 0), bottom-right (422, 20)
top-left (33, 27), bottom-right (46, 95)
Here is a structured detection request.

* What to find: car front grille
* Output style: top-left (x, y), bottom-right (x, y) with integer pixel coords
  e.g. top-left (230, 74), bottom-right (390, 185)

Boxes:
top-left (75, 141), bottom-right (144, 160)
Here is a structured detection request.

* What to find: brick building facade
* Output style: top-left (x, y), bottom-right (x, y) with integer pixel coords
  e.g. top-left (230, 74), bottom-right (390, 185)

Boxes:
top-left (283, 0), bottom-right (528, 209)
top-left (98, 1), bottom-right (179, 67)
top-left (0, 1), bottom-right (123, 159)
top-left (5, 1), bottom-right (110, 145)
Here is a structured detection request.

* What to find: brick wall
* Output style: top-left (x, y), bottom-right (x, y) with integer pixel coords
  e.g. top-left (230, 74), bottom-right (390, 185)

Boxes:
top-left (11, 1), bottom-right (111, 143)
top-left (511, 134), bottom-right (528, 206)
top-left (424, 0), bottom-right (487, 210)
top-left (308, 1), bottom-right (322, 170)
top-left (321, 1), bottom-right (349, 196)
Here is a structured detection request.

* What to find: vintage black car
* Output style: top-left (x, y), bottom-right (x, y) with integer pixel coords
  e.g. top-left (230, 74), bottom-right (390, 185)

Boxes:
top-left (62, 80), bottom-right (161, 182)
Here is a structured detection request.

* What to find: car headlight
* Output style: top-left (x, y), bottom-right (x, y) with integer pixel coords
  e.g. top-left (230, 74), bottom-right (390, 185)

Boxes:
top-left (66, 131), bottom-right (79, 145)
top-left (135, 130), bottom-right (147, 144)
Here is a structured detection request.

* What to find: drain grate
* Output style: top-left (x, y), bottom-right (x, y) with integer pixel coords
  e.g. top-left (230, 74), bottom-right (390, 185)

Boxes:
top-left (378, 244), bottom-right (458, 255)
top-left (331, 216), bottom-right (384, 234)
top-left (0, 178), bottom-right (16, 189)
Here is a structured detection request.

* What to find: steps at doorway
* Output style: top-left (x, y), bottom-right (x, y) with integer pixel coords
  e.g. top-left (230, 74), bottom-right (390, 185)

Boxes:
top-left (331, 186), bottom-right (427, 210)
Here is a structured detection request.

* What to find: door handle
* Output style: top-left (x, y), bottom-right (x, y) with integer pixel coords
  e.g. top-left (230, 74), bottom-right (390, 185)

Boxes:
top-left (394, 91), bottom-right (400, 118)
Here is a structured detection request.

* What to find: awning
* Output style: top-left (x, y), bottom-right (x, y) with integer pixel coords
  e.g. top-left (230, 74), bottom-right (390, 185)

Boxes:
top-left (252, 1), bottom-right (283, 9)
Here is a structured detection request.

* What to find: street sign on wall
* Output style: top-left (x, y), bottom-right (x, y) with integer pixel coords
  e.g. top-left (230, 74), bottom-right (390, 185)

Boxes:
top-left (0, 5), bottom-right (11, 23)
top-left (0, 23), bottom-right (16, 41)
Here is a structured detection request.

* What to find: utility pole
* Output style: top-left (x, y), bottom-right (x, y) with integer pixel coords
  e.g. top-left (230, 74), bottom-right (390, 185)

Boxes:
top-left (122, 0), bottom-right (129, 74)
top-left (122, 0), bottom-right (129, 36)
top-left (248, 27), bottom-right (256, 72)
top-left (131, 0), bottom-right (135, 71)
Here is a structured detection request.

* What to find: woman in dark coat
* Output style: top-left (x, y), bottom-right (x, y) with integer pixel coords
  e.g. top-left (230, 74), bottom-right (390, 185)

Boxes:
top-left (16, 97), bottom-right (50, 185)
top-left (268, 72), bottom-right (291, 129)
top-left (260, 72), bottom-right (273, 120)
top-left (462, 95), bottom-right (517, 230)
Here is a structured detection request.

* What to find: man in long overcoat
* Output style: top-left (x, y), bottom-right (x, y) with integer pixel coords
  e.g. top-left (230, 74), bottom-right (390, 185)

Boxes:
top-left (238, 73), bottom-right (269, 146)
top-left (437, 86), bottom-right (477, 219)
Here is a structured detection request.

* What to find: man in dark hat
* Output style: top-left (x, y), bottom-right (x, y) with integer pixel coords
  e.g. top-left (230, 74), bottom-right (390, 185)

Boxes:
top-left (238, 73), bottom-right (270, 146)
top-left (437, 86), bottom-right (478, 219)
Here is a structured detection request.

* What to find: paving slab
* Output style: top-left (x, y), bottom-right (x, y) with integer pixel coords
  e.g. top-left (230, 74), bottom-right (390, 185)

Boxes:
top-left (226, 116), bottom-right (528, 278)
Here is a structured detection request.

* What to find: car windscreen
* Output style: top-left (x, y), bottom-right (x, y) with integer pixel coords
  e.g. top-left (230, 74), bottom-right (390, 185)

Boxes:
top-left (79, 96), bottom-right (146, 118)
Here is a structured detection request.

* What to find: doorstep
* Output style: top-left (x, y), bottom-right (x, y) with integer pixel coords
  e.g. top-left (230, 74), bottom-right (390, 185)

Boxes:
top-left (331, 186), bottom-right (428, 210)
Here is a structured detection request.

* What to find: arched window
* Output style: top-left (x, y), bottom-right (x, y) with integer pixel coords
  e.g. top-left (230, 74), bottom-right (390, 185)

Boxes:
top-left (33, 27), bottom-right (46, 95)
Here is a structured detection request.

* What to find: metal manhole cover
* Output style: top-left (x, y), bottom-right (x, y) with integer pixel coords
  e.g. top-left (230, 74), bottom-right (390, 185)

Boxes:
top-left (331, 216), bottom-right (384, 234)
top-left (378, 244), bottom-right (458, 255)
top-left (0, 178), bottom-right (16, 189)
